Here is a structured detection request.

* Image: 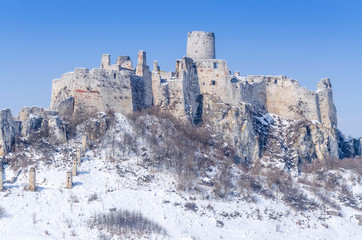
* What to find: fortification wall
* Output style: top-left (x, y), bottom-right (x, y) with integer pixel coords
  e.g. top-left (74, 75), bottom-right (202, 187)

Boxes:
top-left (317, 78), bottom-right (337, 128)
top-left (238, 77), bottom-right (267, 111)
top-left (246, 75), bottom-right (321, 122)
top-left (240, 75), bottom-right (337, 127)
top-left (194, 59), bottom-right (231, 103)
top-left (135, 50), bottom-right (153, 109)
top-left (167, 78), bottom-right (186, 120)
top-left (51, 67), bottom-right (134, 115)
top-left (51, 53), bottom-right (153, 116)
top-left (151, 72), bottom-right (170, 108)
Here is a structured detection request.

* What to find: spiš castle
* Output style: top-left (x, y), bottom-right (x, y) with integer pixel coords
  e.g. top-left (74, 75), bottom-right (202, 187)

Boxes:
top-left (1, 31), bottom-right (361, 171)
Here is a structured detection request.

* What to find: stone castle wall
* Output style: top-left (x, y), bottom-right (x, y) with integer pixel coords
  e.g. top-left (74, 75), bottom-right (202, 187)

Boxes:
top-left (50, 31), bottom-right (338, 131)
top-left (239, 75), bottom-right (337, 128)
top-left (194, 59), bottom-right (230, 103)
top-left (51, 68), bottom-right (135, 115)
top-left (51, 52), bottom-right (152, 116)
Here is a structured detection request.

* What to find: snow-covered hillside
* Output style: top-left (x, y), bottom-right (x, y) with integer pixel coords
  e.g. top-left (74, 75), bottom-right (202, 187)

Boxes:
top-left (0, 113), bottom-right (361, 240)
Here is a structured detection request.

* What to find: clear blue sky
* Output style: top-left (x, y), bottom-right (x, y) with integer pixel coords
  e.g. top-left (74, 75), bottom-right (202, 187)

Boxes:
top-left (0, 0), bottom-right (361, 137)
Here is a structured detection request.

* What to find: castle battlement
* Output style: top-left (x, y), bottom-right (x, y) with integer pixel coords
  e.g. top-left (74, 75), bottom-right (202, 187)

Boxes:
top-left (50, 31), bottom-right (337, 128)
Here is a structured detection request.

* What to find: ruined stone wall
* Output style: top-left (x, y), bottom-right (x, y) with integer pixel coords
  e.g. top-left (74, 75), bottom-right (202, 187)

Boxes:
top-left (194, 59), bottom-right (231, 104)
top-left (167, 78), bottom-right (186, 120)
top-left (151, 72), bottom-right (169, 108)
top-left (234, 75), bottom-right (338, 128)
top-left (317, 78), bottom-right (337, 128)
top-left (239, 77), bottom-right (267, 111)
top-left (0, 109), bottom-right (18, 156)
top-left (51, 67), bottom-right (135, 115)
top-left (243, 76), bottom-right (319, 123)
top-left (152, 57), bottom-right (202, 123)
top-left (135, 50), bottom-right (153, 109)
top-left (51, 53), bottom-right (154, 116)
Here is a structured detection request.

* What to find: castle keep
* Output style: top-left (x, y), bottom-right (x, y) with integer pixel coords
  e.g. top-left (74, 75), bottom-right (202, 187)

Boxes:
top-left (50, 31), bottom-right (337, 128)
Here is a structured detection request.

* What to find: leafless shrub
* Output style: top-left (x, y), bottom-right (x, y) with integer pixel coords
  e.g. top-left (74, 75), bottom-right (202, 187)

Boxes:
top-left (90, 209), bottom-right (167, 236)
top-left (64, 111), bottom-right (98, 138)
top-left (264, 169), bottom-right (293, 191)
top-left (126, 107), bottom-right (233, 196)
top-left (70, 229), bottom-right (76, 236)
top-left (66, 218), bottom-right (73, 228)
top-left (0, 205), bottom-right (5, 218)
top-left (88, 193), bottom-right (98, 202)
top-left (184, 202), bottom-right (199, 212)
top-left (69, 195), bottom-right (79, 203)
top-left (316, 191), bottom-right (341, 210)
top-left (98, 233), bottom-right (112, 240)
top-left (213, 160), bottom-right (235, 198)
top-left (8, 155), bottom-right (33, 171)
top-left (282, 187), bottom-right (319, 211)
top-left (325, 157), bottom-right (362, 175)
top-left (300, 159), bottom-right (325, 173)
top-left (32, 213), bottom-right (37, 224)
top-left (338, 184), bottom-right (362, 210)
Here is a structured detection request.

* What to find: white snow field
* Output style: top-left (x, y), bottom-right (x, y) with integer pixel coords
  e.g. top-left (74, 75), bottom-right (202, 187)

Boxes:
top-left (0, 114), bottom-right (361, 240)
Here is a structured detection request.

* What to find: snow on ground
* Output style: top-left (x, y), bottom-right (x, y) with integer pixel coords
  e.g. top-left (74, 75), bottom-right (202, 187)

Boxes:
top-left (1, 147), bottom-right (362, 240)
top-left (0, 113), bottom-right (361, 239)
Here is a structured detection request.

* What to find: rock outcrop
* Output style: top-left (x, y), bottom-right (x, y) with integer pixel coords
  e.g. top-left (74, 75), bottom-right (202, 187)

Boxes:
top-left (2, 30), bottom-right (357, 168)
top-left (202, 95), bottom-right (342, 172)
top-left (16, 107), bottom-right (66, 144)
top-left (0, 109), bottom-right (19, 156)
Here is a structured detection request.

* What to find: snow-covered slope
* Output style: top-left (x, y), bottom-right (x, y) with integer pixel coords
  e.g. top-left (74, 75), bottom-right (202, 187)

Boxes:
top-left (0, 113), bottom-right (361, 240)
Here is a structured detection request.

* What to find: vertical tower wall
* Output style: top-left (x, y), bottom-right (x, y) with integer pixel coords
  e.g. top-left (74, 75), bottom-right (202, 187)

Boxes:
top-left (101, 54), bottom-right (110, 68)
top-left (186, 31), bottom-right (215, 59)
top-left (317, 78), bottom-right (337, 128)
top-left (134, 50), bottom-right (153, 109)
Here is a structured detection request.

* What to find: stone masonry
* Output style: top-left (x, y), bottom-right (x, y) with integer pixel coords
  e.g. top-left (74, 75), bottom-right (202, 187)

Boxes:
top-left (43, 31), bottom-right (354, 164)
top-left (29, 167), bottom-right (36, 191)
top-left (49, 31), bottom-right (338, 130)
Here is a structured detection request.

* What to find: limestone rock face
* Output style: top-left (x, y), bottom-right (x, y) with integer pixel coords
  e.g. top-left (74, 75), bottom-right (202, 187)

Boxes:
top-left (16, 107), bottom-right (67, 144)
top-left (243, 113), bottom-right (340, 173)
top-left (0, 109), bottom-right (19, 156)
top-left (56, 97), bottom-right (74, 117)
top-left (76, 112), bottom-right (110, 141)
top-left (48, 116), bottom-right (67, 144)
top-left (44, 32), bottom-right (359, 169)
top-left (338, 134), bottom-right (362, 159)
top-left (202, 95), bottom-right (261, 164)
top-left (317, 78), bottom-right (337, 128)
top-left (201, 94), bottom-right (342, 172)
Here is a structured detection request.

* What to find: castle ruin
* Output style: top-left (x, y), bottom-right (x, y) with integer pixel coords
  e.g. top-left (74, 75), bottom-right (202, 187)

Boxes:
top-left (29, 167), bottom-right (36, 191)
top-left (50, 31), bottom-right (337, 129)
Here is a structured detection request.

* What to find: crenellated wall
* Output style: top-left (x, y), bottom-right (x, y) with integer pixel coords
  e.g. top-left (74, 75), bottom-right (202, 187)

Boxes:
top-left (51, 67), bottom-right (134, 115)
top-left (50, 31), bottom-right (338, 133)
top-left (239, 75), bottom-right (337, 128)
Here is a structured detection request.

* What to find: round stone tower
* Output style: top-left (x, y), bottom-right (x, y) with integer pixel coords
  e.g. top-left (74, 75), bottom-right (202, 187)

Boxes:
top-left (186, 31), bottom-right (215, 59)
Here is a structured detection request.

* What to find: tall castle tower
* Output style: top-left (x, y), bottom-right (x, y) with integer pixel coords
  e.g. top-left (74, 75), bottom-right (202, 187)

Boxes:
top-left (186, 31), bottom-right (215, 59)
